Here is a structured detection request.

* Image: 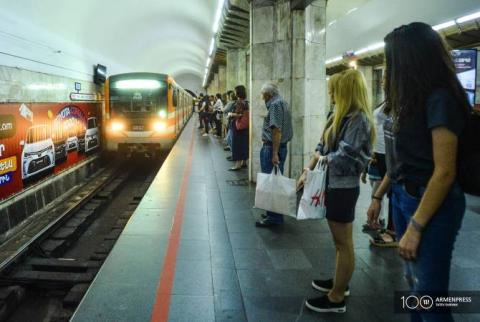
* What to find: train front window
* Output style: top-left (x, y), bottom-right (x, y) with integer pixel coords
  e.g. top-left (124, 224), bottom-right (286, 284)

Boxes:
top-left (109, 79), bottom-right (167, 116)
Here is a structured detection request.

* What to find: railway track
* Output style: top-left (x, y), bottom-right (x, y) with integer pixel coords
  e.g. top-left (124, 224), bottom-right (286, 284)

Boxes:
top-left (0, 156), bottom-right (163, 322)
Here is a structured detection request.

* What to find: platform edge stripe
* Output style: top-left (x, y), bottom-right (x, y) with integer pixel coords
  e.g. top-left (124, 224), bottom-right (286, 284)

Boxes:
top-left (150, 123), bottom-right (195, 322)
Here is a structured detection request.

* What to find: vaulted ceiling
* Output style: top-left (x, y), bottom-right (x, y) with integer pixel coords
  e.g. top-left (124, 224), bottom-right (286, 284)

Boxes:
top-left (0, 0), bottom-right (478, 93)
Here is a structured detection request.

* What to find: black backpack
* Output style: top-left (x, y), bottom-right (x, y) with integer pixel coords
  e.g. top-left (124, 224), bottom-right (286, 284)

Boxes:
top-left (457, 111), bottom-right (480, 195)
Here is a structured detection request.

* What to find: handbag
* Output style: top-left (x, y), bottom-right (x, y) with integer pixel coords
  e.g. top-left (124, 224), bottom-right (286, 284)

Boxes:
top-left (297, 161), bottom-right (328, 220)
top-left (254, 166), bottom-right (297, 217)
top-left (235, 110), bottom-right (249, 130)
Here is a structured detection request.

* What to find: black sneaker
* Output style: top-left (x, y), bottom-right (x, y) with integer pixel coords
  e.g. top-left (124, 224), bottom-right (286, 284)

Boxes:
top-left (305, 295), bottom-right (346, 313)
top-left (312, 279), bottom-right (350, 296)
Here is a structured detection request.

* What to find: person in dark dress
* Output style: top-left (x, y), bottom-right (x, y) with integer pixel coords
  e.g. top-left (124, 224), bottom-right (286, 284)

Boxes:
top-left (229, 85), bottom-right (249, 171)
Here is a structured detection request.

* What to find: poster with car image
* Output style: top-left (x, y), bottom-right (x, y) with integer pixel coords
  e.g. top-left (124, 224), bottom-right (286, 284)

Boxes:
top-left (452, 49), bottom-right (477, 108)
top-left (0, 102), bottom-right (101, 200)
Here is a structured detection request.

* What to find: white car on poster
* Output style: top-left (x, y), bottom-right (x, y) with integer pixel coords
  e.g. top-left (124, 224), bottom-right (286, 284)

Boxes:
top-left (66, 135), bottom-right (79, 152)
top-left (85, 117), bottom-right (100, 153)
top-left (21, 125), bottom-right (55, 180)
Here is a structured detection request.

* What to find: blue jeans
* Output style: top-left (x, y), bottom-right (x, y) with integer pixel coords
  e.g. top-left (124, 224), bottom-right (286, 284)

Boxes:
top-left (226, 128), bottom-right (232, 148)
top-left (391, 182), bottom-right (465, 322)
top-left (260, 144), bottom-right (288, 224)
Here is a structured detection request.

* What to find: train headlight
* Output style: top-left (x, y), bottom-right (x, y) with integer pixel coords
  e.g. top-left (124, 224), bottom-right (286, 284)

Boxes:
top-left (111, 121), bottom-right (125, 131)
top-left (153, 121), bottom-right (166, 132)
top-left (158, 110), bottom-right (167, 119)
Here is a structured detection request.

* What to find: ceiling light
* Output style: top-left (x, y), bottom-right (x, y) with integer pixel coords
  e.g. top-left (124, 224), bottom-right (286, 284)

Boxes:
top-left (212, 0), bottom-right (226, 33)
top-left (432, 20), bottom-right (456, 31)
top-left (354, 48), bottom-right (369, 56)
top-left (346, 8), bottom-right (358, 15)
top-left (28, 83), bottom-right (67, 90)
top-left (209, 38), bottom-right (215, 56)
top-left (206, 57), bottom-right (211, 67)
top-left (325, 56), bottom-right (343, 65)
top-left (456, 10), bottom-right (480, 24)
top-left (367, 42), bottom-right (385, 51)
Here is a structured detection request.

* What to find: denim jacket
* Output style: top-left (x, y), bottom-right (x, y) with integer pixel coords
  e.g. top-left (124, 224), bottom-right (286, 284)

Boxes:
top-left (316, 111), bottom-right (373, 188)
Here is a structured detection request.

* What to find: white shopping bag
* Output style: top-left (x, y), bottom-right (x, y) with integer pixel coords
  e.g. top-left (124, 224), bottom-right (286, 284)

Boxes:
top-left (254, 166), bottom-right (297, 217)
top-left (297, 162), bottom-right (328, 220)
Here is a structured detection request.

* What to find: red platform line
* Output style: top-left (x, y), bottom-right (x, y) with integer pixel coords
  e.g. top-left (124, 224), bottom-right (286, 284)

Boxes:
top-left (151, 128), bottom-right (195, 322)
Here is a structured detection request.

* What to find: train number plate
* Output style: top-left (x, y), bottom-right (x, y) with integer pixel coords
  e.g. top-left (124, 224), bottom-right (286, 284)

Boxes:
top-left (132, 125), bottom-right (144, 131)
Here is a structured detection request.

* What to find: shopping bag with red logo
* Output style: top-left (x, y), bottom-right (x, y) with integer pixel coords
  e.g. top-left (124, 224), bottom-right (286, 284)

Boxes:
top-left (254, 166), bottom-right (297, 217)
top-left (297, 162), bottom-right (327, 220)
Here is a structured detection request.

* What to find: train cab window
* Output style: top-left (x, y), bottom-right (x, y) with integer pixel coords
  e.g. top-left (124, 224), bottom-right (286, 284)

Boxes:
top-left (109, 78), bottom-right (167, 115)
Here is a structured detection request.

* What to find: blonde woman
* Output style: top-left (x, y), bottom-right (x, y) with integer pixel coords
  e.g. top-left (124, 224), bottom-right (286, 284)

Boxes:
top-left (327, 72), bottom-right (344, 119)
top-left (297, 69), bottom-right (375, 313)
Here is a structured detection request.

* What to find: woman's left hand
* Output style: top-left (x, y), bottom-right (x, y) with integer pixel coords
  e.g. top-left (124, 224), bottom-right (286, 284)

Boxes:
top-left (398, 226), bottom-right (422, 261)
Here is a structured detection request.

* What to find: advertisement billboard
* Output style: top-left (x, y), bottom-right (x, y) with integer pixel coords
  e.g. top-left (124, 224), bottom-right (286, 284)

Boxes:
top-left (0, 102), bottom-right (101, 200)
top-left (452, 49), bottom-right (477, 108)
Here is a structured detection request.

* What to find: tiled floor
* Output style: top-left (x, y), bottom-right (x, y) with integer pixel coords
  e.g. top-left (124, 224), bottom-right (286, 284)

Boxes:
top-left (73, 118), bottom-right (480, 322)
top-left (187, 124), bottom-right (480, 322)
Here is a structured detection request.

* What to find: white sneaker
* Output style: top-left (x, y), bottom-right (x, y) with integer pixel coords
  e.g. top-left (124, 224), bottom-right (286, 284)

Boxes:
top-left (202, 133), bottom-right (209, 137)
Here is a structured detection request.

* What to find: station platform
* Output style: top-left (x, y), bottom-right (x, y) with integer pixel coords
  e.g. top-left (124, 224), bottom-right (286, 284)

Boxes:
top-left (71, 117), bottom-right (480, 322)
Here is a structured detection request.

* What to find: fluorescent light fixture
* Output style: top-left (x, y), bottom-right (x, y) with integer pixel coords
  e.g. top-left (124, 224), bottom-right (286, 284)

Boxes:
top-left (28, 83), bottom-right (67, 90)
top-left (456, 10), bottom-right (480, 24)
top-left (432, 20), bottom-right (456, 31)
top-left (354, 47), bottom-right (369, 55)
top-left (212, 0), bottom-right (226, 33)
top-left (114, 79), bottom-right (161, 89)
top-left (325, 56), bottom-right (343, 65)
top-left (206, 57), bottom-right (211, 67)
top-left (346, 7), bottom-right (358, 15)
top-left (209, 38), bottom-right (215, 56)
top-left (367, 41), bottom-right (385, 51)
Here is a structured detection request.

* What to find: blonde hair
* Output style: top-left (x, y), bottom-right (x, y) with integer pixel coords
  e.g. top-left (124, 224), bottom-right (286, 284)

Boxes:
top-left (328, 72), bottom-right (343, 99)
top-left (323, 69), bottom-right (375, 146)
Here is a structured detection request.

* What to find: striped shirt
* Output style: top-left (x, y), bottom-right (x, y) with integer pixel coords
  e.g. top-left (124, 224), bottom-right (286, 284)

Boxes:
top-left (261, 94), bottom-right (293, 144)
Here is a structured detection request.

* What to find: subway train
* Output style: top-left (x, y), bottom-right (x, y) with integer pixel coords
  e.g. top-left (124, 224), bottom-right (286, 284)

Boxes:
top-left (104, 72), bottom-right (193, 156)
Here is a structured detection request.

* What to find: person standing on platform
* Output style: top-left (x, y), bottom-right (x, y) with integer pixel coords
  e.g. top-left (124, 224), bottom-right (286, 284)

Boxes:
top-left (213, 93), bottom-right (224, 137)
top-left (228, 85), bottom-right (249, 171)
top-left (298, 69), bottom-right (374, 313)
top-left (223, 91), bottom-right (237, 152)
top-left (367, 22), bottom-right (469, 322)
top-left (255, 83), bottom-right (293, 228)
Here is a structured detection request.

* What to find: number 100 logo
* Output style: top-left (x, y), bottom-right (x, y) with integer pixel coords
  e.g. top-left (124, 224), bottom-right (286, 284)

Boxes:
top-left (401, 295), bottom-right (434, 310)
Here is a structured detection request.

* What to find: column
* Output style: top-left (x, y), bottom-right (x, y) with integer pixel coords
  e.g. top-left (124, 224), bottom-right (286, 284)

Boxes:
top-left (218, 65), bottom-right (227, 94)
top-left (291, 0), bottom-right (327, 180)
top-left (238, 48), bottom-right (248, 88)
top-left (227, 49), bottom-right (239, 91)
top-left (226, 49), bottom-right (248, 91)
top-left (249, 0), bottom-right (327, 181)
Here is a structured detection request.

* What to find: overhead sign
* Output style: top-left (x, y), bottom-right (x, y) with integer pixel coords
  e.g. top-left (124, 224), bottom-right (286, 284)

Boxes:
top-left (70, 92), bottom-right (97, 101)
top-left (452, 49), bottom-right (477, 107)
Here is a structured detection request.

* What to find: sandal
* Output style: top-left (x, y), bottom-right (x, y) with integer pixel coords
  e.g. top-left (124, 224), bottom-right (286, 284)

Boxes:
top-left (362, 222), bottom-right (382, 231)
top-left (369, 230), bottom-right (398, 248)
